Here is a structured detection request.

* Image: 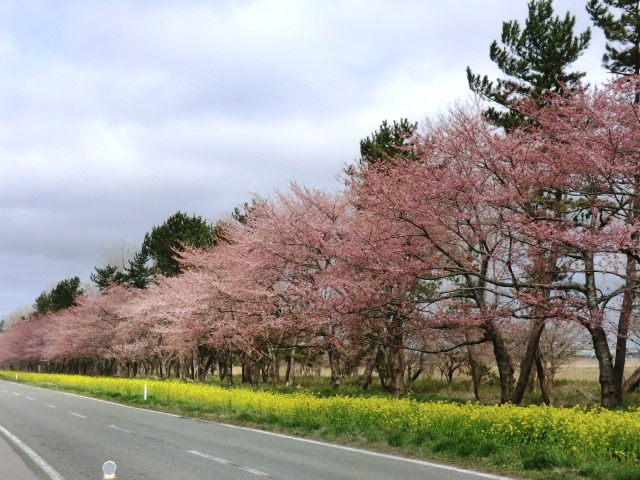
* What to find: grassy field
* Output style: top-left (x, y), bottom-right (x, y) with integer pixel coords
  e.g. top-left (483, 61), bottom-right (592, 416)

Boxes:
top-left (2, 370), bottom-right (640, 480)
top-left (555, 358), bottom-right (640, 381)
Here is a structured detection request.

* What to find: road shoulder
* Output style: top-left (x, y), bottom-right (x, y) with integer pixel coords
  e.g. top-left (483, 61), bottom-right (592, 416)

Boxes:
top-left (0, 430), bottom-right (49, 480)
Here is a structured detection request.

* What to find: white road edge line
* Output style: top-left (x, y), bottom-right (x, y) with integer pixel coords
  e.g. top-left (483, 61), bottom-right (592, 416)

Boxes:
top-left (67, 412), bottom-right (88, 419)
top-left (218, 423), bottom-right (514, 480)
top-left (0, 424), bottom-right (66, 480)
top-left (187, 450), bottom-right (269, 476)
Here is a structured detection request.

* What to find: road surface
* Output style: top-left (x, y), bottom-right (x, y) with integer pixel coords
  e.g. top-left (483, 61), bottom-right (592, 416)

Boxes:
top-left (0, 379), bottom-right (513, 480)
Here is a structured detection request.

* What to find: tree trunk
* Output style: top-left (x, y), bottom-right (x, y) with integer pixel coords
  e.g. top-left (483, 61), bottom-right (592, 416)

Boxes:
top-left (226, 350), bottom-right (233, 386)
top-left (446, 369), bottom-right (454, 389)
top-left (613, 255), bottom-right (636, 404)
top-left (376, 348), bottom-right (389, 391)
top-left (585, 251), bottom-right (618, 408)
top-left (218, 356), bottom-right (226, 381)
top-left (491, 327), bottom-right (515, 404)
top-left (270, 347), bottom-right (280, 387)
top-left (285, 348), bottom-right (296, 387)
top-left (512, 318), bottom-right (545, 404)
top-left (591, 325), bottom-right (618, 408)
top-left (535, 350), bottom-right (551, 405)
top-left (178, 351), bottom-right (186, 380)
top-left (410, 367), bottom-right (425, 384)
top-left (467, 349), bottom-right (482, 402)
top-left (389, 345), bottom-right (407, 397)
top-left (241, 354), bottom-right (251, 384)
top-left (327, 347), bottom-right (341, 390)
top-left (360, 344), bottom-right (380, 391)
top-left (200, 352), bottom-right (216, 381)
top-left (623, 367), bottom-right (640, 393)
top-left (387, 320), bottom-right (406, 396)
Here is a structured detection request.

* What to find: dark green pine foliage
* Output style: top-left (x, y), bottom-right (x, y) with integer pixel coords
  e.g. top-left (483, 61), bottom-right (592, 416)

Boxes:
top-left (587, 0), bottom-right (640, 76)
top-left (467, 0), bottom-right (591, 130)
top-left (124, 250), bottom-right (153, 289)
top-left (231, 201), bottom-right (255, 225)
top-left (142, 211), bottom-right (218, 277)
top-left (90, 265), bottom-right (126, 291)
top-left (33, 276), bottom-right (83, 315)
top-left (91, 251), bottom-right (153, 290)
top-left (33, 291), bottom-right (53, 315)
top-left (359, 118), bottom-right (417, 165)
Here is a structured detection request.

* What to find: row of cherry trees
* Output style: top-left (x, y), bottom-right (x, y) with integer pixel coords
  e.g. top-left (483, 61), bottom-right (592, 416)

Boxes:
top-left (2, 79), bottom-right (640, 407)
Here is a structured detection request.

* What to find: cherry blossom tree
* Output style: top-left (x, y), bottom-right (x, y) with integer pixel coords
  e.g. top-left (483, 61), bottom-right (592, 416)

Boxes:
top-left (345, 103), bottom-right (530, 402)
top-left (41, 285), bottom-right (143, 375)
top-left (0, 315), bottom-right (48, 369)
top-left (206, 185), bottom-right (355, 388)
top-left (511, 77), bottom-right (640, 407)
top-left (114, 272), bottom-right (218, 379)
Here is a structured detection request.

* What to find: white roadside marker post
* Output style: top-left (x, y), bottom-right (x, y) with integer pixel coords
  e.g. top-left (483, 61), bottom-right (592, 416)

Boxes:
top-left (102, 460), bottom-right (117, 479)
top-left (144, 383), bottom-right (147, 401)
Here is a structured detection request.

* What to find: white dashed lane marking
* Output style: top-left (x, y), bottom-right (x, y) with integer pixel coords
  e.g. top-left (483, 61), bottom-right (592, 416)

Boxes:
top-left (108, 425), bottom-right (131, 433)
top-left (188, 450), bottom-right (269, 476)
top-left (67, 412), bottom-right (88, 419)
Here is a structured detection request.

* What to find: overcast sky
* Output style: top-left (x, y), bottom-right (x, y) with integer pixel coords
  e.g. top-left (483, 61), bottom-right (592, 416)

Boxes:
top-left (0, 1), bottom-right (610, 320)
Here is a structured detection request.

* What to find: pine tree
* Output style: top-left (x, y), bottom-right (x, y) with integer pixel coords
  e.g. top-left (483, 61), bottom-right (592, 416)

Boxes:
top-left (124, 250), bottom-right (153, 289)
top-left (359, 118), bottom-right (417, 165)
top-left (33, 277), bottom-right (83, 314)
top-left (467, 0), bottom-right (591, 130)
top-left (90, 265), bottom-right (126, 291)
top-left (587, 0), bottom-right (640, 76)
top-left (142, 211), bottom-right (218, 277)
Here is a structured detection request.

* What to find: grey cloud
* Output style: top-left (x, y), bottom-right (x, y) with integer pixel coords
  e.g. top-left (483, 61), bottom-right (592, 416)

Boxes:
top-left (0, 0), bottom-right (607, 318)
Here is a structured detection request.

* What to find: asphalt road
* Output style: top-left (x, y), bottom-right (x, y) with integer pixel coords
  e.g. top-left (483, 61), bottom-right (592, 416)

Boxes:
top-left (0, 380), bottom-right (513, 480)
